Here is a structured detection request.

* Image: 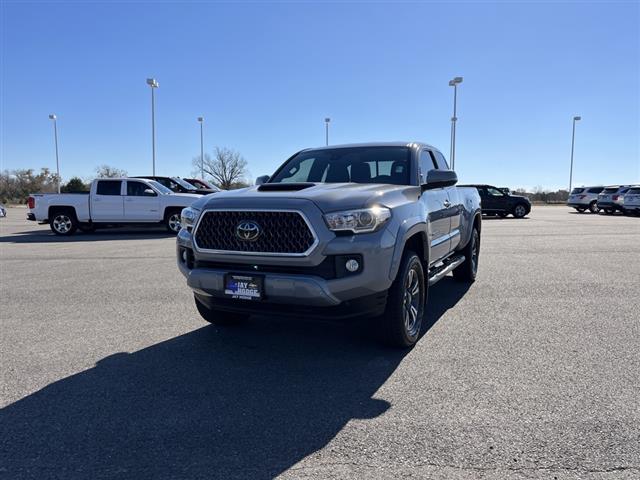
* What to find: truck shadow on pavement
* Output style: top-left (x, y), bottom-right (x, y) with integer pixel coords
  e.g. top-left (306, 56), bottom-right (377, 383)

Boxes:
top-left (0, 228), bottom-right (175, 243)
top-left (0, 279), bottom-right (469, 480)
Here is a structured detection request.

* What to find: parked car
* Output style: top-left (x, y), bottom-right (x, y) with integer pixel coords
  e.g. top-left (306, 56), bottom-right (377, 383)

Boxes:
top-left (460, 184), bottom-right (531, 218)
top-left (597, 185), bottom-right (633, 214)
top-left (0, 204), bottom-right (6, 218)
top-left (177, 142), bottom-right (481, 348)
top-left (567, 186), bottom-right (604, 213)
top-left (183, 178), bottom-right (221, 192)
top-left (133, 176), bottom-right (216, 195)
top-left (623, 187), bottom-right (640, 215)
top-left (27, 178), bottom-right (200, 235)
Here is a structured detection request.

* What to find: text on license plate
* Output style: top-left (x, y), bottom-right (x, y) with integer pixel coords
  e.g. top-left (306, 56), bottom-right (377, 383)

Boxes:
top-left (224, 274), bottom-right (263, 300)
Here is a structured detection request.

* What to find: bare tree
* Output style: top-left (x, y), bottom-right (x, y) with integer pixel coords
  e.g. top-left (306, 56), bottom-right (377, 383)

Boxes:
top-left (0, 168), bottom-right (59, 203)
top-left (95, 165), bottom-right (128, 178)
top-left (192, 147), bottom-right (249, 190)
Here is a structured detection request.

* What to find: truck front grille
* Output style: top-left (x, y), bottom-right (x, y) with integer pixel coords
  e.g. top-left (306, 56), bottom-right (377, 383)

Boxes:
top-left (194, 210), bottom-right (317, 255)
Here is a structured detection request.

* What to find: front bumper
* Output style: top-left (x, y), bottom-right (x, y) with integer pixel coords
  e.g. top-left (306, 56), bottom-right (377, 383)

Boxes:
top-left (193, 289), bottom-right (388, 320)
top-left (178, 241), bottom-right (394, 310)
top-left (176, 202), bottom-right (398, 316)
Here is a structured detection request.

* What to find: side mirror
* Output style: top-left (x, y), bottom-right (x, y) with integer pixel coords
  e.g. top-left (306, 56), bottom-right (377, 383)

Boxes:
top-left (422, 169), bottom-right (458, 190)
top-left (143, 188), bottom-right (157, 196)
top-left (256, 175), bottom-right (270, 185)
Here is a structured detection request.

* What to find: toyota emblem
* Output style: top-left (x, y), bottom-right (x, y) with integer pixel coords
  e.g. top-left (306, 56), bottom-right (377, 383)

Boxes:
top-left (236, 221), bottom-right (261, 241)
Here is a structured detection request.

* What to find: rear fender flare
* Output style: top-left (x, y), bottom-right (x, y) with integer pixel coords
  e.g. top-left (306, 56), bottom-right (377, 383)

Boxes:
top-left (457, 209), bottom-right (482, 251)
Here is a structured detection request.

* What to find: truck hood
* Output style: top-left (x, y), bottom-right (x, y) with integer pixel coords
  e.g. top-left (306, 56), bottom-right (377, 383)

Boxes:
top-left (194, 183), bottom-right (419, 212)
top-left (509, 194), bottom-right (531, 203)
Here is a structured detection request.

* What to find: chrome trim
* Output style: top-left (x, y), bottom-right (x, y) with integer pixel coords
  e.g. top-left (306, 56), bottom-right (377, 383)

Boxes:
top-left (192, 208), bottom-right (320, 257)
top-left (428, 255), bottom-right (465, 286)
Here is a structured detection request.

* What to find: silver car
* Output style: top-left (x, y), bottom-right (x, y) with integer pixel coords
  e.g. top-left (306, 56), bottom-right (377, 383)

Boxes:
top-left (598, 185), bottom-right (633, 214)
top-left (623, 187), bottom-right (640, 215)
top-left (567, 186), bottom-right (604, 213)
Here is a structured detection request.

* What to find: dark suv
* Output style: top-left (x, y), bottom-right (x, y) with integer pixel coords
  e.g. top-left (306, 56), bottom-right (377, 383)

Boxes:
top-left (461, 184), bottom-right (531, 218)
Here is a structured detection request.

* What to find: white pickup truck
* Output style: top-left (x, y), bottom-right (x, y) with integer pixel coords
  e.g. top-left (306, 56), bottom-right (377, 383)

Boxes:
top-left (27, 178), bottom-right (202, 235)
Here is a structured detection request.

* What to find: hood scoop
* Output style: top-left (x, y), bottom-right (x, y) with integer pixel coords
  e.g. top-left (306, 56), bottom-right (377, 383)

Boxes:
top-left (257, 182), bottom-right (316, 192)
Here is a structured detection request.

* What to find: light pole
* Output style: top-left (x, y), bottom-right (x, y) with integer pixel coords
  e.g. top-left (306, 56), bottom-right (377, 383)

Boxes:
top-left (324, 117), bottom-right (331, 146)
top-left (569, 115), bottom-right (581, 193)
top-left (448, 76), bottom-right (463, 170)
top-left (146, 78), bottom-right (159, 175)
top-left (48, 114), bottom-right (61, 193)
top-left (197, 117), bottom-right (204, 179)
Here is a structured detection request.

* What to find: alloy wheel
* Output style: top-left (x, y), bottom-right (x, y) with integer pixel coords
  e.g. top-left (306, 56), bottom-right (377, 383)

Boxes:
top-left (168, 214), bottom-right (181, 232)
top-left (403, 267), bottom-right (422, 337)
top-left (53, 214), bottom-right (72, 234)
top-left (471, 230), bottom-right (479, 275)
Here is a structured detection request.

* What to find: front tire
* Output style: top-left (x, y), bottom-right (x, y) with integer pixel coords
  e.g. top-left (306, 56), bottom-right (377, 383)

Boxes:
top-left (49, 209), bottom-right (78, 236)
top-left (453, 226), bottom-right (480, 283)
top-left (379, 250), bottom-right (426, 348)
top-left (589, 201), bottom-right (599, 214)
top-left (513, 204), bottom-right (528, 218)
top-left (195, 295), bottom-right (247, 325)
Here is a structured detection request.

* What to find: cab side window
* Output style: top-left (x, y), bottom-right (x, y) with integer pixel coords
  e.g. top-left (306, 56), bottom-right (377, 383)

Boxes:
top-left (96, 181), bottom-right (122, 196)
top-left (419, 150), bottom-right (438, 183)
top-left (433, 151), bottom-right (450, 170)
top-left (127, 181), bottom-right (156, 196)
top-left (486, 187), bottom-right (504, 196)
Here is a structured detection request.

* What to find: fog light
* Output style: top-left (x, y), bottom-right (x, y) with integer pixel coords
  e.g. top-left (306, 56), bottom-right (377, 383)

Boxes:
top-left (182, 250), bottom-right (188, 263)
top-left (345, 259), bottom-right (360, 272)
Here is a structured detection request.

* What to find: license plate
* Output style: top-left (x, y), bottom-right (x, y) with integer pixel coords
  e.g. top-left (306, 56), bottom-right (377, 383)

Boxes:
top-left (224, 274), bottom-right (263, 300)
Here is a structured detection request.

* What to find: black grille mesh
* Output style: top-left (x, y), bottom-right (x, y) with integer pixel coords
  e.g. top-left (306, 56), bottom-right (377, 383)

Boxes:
top-left (194, 210), bottom-right (316, 254)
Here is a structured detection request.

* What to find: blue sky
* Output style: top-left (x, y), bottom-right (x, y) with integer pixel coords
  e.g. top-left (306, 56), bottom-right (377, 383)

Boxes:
top-left (1, 1), bottom-right (639, 190)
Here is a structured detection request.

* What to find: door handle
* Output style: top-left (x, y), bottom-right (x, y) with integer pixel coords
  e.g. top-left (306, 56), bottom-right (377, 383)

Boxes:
top-left (443, 200), bottom-right (451, 208)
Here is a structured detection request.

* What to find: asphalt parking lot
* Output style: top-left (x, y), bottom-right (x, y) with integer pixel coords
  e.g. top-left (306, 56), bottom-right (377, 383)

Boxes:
top-left (1, 206), bottom-right (639, 479)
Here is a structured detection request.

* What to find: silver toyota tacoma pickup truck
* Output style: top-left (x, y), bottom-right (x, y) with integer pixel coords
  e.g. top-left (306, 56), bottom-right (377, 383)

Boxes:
top-left (177, 142), bottom-right (481, 347)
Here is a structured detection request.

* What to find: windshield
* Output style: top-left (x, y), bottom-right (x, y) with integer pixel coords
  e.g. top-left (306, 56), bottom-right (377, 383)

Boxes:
top-left (147, 180), bottom-right (172, 194)
top-left (269, 146), bottom-right (412, 185)
top-left (171, 177), bottom-right (197, 190)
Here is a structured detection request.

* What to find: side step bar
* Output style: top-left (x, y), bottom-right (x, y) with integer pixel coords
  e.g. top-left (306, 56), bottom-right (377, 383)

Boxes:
top-left (428, 254), bottom-right (465, 286)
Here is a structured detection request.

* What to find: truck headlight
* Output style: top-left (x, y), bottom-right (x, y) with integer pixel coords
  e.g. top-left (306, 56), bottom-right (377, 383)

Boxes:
top-left (181, 207), bottom-right (200, 230)
top-left (324, 207), bottom-right (391, 233)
